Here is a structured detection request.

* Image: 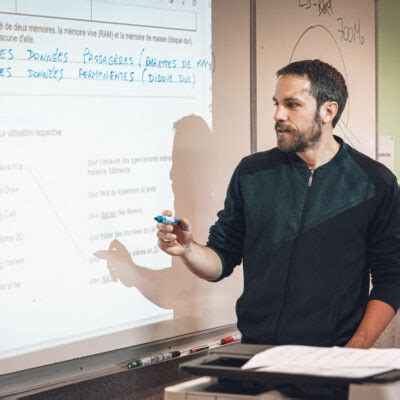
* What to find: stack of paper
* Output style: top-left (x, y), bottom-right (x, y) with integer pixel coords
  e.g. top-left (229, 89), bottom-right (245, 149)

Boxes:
top-left (242, 345), bottom-right (400, 378)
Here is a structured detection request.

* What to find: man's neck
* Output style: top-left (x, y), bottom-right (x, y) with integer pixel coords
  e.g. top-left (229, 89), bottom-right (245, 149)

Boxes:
top-left (296, 133), bottom-right (340, 170)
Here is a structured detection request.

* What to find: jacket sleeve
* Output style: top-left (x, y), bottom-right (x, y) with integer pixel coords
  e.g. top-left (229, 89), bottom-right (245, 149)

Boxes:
top-left (206, 161), bottom-right (245, 281)
top-left (368, 178), bottom-right (400, 311)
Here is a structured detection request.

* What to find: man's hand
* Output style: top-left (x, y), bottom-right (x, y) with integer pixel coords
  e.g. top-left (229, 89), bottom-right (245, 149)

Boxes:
top-left (344, 336), bottom-right (369, 349)
top-left (155, 209), bottom-right (223, 281)
top-left (156, 210), bottom-right (193, 257)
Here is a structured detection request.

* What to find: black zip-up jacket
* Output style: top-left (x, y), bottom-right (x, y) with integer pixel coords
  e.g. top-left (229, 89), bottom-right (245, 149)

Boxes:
top-left (207, 137), bottom-right (400, 347)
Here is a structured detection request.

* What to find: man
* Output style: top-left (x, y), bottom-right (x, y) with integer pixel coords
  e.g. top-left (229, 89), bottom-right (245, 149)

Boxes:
top-left (157, 59), bottom-right (400, 348)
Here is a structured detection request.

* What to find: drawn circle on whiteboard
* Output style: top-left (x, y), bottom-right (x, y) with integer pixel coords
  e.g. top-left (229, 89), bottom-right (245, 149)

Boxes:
top-left (289, 25), bottom-right (350, 126)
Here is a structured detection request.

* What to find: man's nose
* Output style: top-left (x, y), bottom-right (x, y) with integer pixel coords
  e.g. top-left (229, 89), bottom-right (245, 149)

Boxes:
top-left (274, 106), bottom-right (288, 122)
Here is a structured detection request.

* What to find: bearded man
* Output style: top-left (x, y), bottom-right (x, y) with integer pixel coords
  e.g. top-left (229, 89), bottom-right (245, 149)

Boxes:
top-left (156, 59), bottom-right (400, 348)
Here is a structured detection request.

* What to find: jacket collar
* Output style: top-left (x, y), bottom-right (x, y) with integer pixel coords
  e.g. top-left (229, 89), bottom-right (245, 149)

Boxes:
top-left (286, 135), bottom-right (349, 173)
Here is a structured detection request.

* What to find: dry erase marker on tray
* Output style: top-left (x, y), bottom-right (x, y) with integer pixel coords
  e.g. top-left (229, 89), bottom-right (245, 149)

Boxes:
top-left (127, 351), bottom-right (181, 369)
top-left (154, 215), bottom-right (180, 225)
top-left (189, 345), bottom-right (209, 354)
top-left (221, 333), bottom-right (242, 345)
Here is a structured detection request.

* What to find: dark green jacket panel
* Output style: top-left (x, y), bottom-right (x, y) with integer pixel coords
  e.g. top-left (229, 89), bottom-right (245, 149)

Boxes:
top-left (278, 201), bottom-right (373, 346)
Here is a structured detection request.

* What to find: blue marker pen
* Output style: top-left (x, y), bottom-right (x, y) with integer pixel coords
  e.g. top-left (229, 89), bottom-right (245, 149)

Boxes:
top-left (154, 215), bottom-right (180, 225)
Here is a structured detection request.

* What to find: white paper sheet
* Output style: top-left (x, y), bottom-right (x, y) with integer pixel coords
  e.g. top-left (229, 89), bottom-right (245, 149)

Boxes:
top-left (242, 345), bottom-right (400, 378)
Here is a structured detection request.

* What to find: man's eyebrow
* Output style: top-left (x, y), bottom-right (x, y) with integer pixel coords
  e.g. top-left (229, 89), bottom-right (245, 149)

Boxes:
top-left (272, 96), bottom-right (304, 103)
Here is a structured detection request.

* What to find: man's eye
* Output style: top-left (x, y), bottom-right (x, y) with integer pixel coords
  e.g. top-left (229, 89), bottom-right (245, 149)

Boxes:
top-left (287, 102), bottom-right (299, 109)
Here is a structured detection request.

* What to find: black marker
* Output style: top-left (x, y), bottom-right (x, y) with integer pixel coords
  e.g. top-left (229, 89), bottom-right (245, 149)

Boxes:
top-left (127, 351), bottom-right (181, 369)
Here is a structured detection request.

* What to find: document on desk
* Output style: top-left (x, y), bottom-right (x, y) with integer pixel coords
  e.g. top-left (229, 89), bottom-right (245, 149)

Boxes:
top-left (242, 345), bottom-right (400, 378)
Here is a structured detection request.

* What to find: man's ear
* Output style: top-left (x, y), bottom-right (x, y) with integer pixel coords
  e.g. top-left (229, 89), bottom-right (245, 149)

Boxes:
top-left (320, 101), bottom-right (339, 125)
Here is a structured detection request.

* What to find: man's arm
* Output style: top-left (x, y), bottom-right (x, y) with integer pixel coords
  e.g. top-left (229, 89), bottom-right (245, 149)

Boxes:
top-left (345, 299), bottom-right (395, 348)
top-left (180, 241), bottom-right (223, 281)
top-left (157, 210), bottom-right (223, 281)
top-left (158, 162), bottom-right (245, 282)
top-left (354, 179), bottom-right (400, 348)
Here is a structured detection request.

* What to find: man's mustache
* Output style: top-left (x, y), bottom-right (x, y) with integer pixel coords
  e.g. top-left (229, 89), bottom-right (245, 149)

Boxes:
top-left (275, 122), bottom-right (296, 133)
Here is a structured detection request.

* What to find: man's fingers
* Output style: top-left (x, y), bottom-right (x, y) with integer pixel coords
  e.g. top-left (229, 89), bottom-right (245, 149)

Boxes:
top-left (179, 218), bottom-right (192, 232)
top-left (156, 212), bottom-right (190, 257)
top-left (158, 239), bottom-right (178, 249)
top-left (156, 222), bottom-right (173, 232)
top-left (164, 240), bottom-right (178, 247)
top-left (156, 231), bottom-right (177, 241)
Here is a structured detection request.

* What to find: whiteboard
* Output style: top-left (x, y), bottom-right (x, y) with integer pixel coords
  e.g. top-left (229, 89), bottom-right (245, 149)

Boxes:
top-left (0, 0), bottom-right (248, 376)
top-left (256, 0), bottom-right (377, 158)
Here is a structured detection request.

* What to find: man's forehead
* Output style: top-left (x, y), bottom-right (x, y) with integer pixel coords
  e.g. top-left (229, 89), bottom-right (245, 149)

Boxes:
top-left (274, 74), bottom-right (312, 99)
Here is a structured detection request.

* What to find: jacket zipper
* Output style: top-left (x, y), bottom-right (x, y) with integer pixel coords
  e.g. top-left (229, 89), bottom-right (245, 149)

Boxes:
top-left (273, 169), bottom-right (314, 343)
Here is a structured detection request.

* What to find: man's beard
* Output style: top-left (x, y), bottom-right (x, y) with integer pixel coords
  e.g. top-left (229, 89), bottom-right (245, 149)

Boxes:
top-left (275, 114), bottom-right (322, 153)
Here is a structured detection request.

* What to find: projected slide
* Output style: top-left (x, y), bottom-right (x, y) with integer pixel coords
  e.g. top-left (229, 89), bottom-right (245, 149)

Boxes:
top-left (0, 0), bottom-right (211, 373)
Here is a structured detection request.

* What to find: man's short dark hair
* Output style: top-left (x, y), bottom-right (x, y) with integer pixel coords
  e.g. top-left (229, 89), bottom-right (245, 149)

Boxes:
top-left (276, 59), bottom-right (348, 128)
